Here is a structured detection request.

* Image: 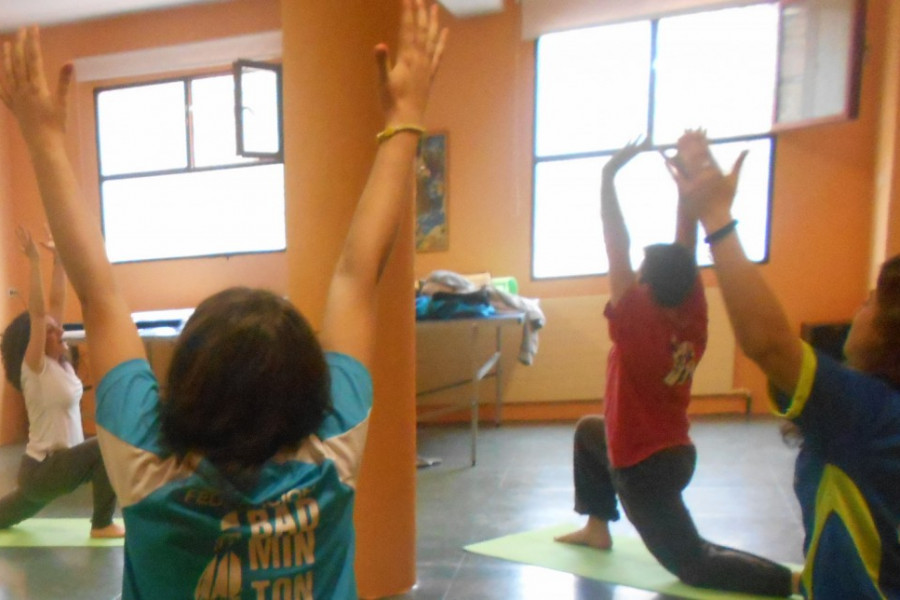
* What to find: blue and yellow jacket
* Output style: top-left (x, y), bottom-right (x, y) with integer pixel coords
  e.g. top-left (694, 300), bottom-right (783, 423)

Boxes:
top-left (771, 343), bottom-right (900, 599)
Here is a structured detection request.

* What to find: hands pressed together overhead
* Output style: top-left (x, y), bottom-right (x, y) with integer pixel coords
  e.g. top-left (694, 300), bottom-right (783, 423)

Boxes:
top-left (601, 129), bottom-right (749, 259)
top-left (603, 130), bottom-right (748, 216)
top-left (664, 129), bottom-right (748, 226)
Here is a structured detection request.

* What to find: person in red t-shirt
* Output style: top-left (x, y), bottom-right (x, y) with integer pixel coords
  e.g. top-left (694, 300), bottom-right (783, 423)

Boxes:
top-left (555, 132), bottom-right (795, 596)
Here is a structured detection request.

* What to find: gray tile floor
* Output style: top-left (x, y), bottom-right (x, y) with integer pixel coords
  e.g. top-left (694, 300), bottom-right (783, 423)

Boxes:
top-left (397, 415), bottom-right (803, 600)
top-left (0, 415), bottom-right (803, 599)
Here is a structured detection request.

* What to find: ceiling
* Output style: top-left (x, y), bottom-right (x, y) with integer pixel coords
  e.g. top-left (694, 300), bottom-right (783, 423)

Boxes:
top-left (1, 0), bottom-right (504, 32)
top-left (0, 0), bottom-right (225, 31)
top-left (438, 0), bottom-right (504, 17)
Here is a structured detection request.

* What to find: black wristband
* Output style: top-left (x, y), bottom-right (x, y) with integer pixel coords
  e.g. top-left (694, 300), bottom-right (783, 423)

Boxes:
top-left (704, 219), bottom-right (738, 245)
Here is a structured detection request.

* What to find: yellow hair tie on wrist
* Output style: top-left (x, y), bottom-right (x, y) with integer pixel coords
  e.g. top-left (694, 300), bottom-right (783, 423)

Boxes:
top-left (376, 124), bottom-right (426, 143)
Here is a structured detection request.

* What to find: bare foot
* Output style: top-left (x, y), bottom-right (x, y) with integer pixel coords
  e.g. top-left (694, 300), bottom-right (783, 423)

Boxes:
top-left (553, 517), bottom-right (612, 550)
top-left (90, 522), bottom-right (125, 538)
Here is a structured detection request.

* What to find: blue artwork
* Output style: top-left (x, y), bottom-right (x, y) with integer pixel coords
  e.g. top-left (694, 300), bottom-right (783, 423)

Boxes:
top-left (416, 133), bottom-right (448, 252)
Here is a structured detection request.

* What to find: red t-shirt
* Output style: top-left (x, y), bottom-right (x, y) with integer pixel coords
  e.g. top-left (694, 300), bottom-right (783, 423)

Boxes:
top-left (603, 280), bottom-right (708, 468)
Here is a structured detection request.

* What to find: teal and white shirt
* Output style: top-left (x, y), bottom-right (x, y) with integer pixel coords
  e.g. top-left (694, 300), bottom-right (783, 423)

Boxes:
top-left (96, 352), bottom-right (372, 600)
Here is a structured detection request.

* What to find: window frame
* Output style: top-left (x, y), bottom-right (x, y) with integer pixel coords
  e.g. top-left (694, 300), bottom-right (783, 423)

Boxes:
top-left (529, 0), bottom-right (865, 281)
top-left (530, 135), bottom-right (777, 281)
top-left (93, 69), bottom-right (286, 264)
top-left (773, 0), bottom-right (867, 130)
top-left (530, 18), bottom-right (778, 280)
top-left (234, 59), bottom-right (284, 160)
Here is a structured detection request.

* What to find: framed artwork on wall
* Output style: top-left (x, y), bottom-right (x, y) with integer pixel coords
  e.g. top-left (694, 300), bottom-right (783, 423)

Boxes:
top-left (416, 132), bottom-right (448, 252)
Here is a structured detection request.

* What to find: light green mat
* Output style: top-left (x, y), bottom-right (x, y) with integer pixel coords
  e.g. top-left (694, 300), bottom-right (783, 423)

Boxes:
top-left (465, 523), bottom-right (801, 600)
top-left (0, 518), bottom-right (125, 547)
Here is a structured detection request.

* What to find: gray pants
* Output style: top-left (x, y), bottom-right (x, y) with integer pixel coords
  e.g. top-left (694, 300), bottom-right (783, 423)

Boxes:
top-left (572, 415), bottom-right (792, 597)
top-left (0, 437), bottom-right (117, 530)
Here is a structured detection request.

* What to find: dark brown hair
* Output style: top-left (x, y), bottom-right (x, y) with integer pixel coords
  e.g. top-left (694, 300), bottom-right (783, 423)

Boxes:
top-left (1, 312), bottom-right (30, 392)
top-left (874, 254), bottom-right (900, 388)
top-left (782, 254), bottom-right (900, 446)
top-left (160, 288), bottom-right (332, 469)
top-left (640, 243), bottom-right (699, 308)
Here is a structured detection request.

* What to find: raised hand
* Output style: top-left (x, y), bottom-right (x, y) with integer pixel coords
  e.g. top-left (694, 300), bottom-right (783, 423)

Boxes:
top-left (670, 145), bottom-right (748, 224)
top-left (320, 0), bottom-right (448, 366)
top-left (603, 136), bottom-right (650, 179)
top-left (374, 0), bottom-right (448, 126)
top-left (0, 27), bottom-right (74, 141)
top-left (15, 226), bottom-right (40, 263)
top-left (2, 26), bottom-right (146, 381)
top-left (663, 128), bottom-right (715, 179)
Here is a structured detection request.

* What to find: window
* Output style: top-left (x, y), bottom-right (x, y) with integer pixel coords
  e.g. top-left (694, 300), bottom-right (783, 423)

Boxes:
top-left (532, 4), bottom-right (780, 279)
top-left (235, 60), bottom-right (283, 158)
top-left (95, 68), bottom-right (284, 263)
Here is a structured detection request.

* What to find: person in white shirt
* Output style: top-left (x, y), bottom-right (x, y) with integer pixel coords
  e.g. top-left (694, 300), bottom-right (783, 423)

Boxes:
top-left (0, 226), bottom-right (123, 538)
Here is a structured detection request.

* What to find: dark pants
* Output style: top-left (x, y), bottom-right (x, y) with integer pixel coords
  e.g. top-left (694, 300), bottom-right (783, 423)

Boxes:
top-left (572, 415), bottom-right (792, 597)
top-left (0, 437), bottom-right (117, 530)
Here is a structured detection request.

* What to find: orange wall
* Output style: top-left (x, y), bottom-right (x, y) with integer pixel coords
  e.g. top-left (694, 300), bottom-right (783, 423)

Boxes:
top-left (5, 0), bottom-right (284, 321)
top-left (415, 0), bottom-right (897, 409)
top-left (0, 87), bottom-right (27, 443)
top-left (0, 0), bottom-right (283, 443)
top-left (417, 1), bottom-right (535, 289)
top-left (280, 2), bottom-right (417, 597)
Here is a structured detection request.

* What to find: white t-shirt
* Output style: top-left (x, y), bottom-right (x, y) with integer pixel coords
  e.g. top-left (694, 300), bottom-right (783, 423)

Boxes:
top-left (22, 358), bottom-right (84, 461)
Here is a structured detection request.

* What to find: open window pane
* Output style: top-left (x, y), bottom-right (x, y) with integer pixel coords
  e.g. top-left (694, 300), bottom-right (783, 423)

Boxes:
top-left (191, 75), bottom-right (253, 168)
top-left (101, 164), bottom-right (285, 263)
top-left (96, 82), bottom-right (188, 176)
top-left (235, 60), bottom-right (282, 157)
top-left (775, 0), bottom-right (865, 127)
top-left (654, 4), bottom-right (779, 144)
top-left (535, 21), bottom-right (651, 157)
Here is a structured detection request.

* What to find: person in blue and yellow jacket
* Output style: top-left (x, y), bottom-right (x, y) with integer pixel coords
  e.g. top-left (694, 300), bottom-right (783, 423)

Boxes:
top-left (666, 133), bottom-right (900, 599)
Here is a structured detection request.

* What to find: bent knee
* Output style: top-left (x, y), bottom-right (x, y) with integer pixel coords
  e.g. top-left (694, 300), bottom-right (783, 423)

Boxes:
top-left (574, 415), bottom-right (605, 443)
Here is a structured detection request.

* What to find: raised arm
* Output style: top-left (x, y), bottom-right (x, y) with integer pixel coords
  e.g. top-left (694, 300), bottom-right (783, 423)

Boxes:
top-left (41, 230), bottom-right (66, 324)
top-left (674, 191), bottom-right (698, 251)
top-left (667, 130), bottom-right (711, 250)
top-left (320, 0), bottom-right (447, 369)
top-left (602, 138), bottom-right (648, 305)
top-left (0, 28), bottom-right (145, 381)
top-left (16, 227), bottom-right (48, 373)
top-left (669, 139), bottom-right (803, 395)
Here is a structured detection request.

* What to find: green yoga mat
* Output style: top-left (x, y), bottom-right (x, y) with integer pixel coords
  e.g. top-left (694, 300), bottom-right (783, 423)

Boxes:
top-left (465, 523), bottom-right (801, 600)
top-left (0, 518), bottom-right (125, 547)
